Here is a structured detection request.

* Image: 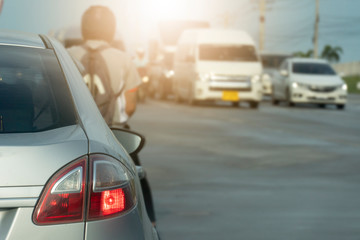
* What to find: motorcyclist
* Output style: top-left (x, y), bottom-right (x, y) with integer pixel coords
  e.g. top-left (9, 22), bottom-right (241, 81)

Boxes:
top-left (67, 5), bottom-right (156, 226)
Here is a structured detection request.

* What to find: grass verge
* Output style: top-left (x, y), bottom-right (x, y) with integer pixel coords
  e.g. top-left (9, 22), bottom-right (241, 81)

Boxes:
top-left (343, 76), bottom-right (360, 94)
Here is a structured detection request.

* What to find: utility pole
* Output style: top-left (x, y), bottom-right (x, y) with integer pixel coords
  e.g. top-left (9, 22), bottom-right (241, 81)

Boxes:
top-left (259, 0), bottom-right (266, 51)
top-left (313, 0), bottom-right (320, 58)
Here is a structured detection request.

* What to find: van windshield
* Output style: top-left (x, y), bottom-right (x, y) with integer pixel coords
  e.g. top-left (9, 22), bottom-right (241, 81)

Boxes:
top-left (199, 45), bottom-right (258, 62)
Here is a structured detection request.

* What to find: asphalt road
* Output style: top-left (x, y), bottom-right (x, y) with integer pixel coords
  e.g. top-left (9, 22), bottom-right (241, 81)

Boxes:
top-left (131, 95), bottom-right (360, 240)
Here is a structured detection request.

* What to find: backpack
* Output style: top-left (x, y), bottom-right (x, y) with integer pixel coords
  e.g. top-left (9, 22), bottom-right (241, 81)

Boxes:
top-left (81, 45), bottom-right (124, 125)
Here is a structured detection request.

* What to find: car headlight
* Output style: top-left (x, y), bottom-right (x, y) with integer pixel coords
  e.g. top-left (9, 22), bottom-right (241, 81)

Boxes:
top-left (341, 83), bottom-right (347, 91)
top-left (262, 73), bottom-right (271, 83)
top-left (251, 75), bottom-right (261, 83)
top-left (292, 82), bottom-right (307, 89)
top-left (198, 73), bottom-right (211, 82)
top-left (142, 76), bottom-right (149, 83)
top-left (165, 70), bottom-right (174, 79)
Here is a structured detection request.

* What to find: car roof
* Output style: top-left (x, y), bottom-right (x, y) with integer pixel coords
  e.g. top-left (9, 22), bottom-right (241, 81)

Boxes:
top-left (289, 57), bottom-right (329, 64)
top-left (0, 29), bottom-right (46, 49)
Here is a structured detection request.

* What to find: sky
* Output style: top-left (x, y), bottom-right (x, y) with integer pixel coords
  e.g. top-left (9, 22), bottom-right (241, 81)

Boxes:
top-left (0, 0), bottom-right (359, 63)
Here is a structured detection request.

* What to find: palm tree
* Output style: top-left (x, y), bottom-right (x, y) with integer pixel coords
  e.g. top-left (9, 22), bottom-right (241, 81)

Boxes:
top-left (293, 49), bottom-right (313, 58)
top-left (320, 45), bottom-right (343, 63)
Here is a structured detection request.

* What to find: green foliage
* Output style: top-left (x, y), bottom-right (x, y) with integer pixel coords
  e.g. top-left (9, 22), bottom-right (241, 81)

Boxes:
top-left (321, 45), bottom-right (343, 63)
top-left (293, 49), bottom-right (313, 58)
top-left (343, 76), bottom-right (360, 94)
top-left (293, 45), bottom-right (343, 63)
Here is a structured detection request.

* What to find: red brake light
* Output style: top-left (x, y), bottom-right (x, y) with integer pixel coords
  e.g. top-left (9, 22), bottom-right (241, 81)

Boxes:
top-left (33, 157), bottom-right (87, 225)
top-left (33, 154), bottom-right (136, 225)
top-left (87, 155), bottom-right (136, 220)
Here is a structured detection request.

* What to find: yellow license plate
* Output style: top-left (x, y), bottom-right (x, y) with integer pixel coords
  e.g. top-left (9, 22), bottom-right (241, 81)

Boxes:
top-left (222, 91), bottom-right (239, 101)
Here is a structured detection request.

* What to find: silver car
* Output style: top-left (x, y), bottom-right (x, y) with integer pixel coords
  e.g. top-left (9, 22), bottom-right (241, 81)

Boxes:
top-left (0, 30), bottom-right (158, 240)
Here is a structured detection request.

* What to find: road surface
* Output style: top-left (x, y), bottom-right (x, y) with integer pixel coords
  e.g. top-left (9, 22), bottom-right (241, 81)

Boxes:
top-left (131, 95), bottom-right (360, 240)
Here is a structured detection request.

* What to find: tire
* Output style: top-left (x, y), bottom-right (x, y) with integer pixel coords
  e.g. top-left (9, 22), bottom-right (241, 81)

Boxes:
top-left (271, 87), bottom-right (279, 105)
top-left (187, 85), bottom-right (197, 106)
top-left (232, 101), bottom-right (239, 107)
top-left (249, 101), bottom-right (259, 109)
top-left (272, 97), bottom-right (279, 105)
top-left (336, 104), bottom-right (345, 110)
top-left (286, 88), bottom-right (294, 107)
top-left (174, 89), bottom-right (182, 103)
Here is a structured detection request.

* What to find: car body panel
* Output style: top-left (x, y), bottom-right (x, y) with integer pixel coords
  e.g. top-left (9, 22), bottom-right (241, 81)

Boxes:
top-left (50, 38), bottom-right (135, 173)
top-left (0, 125), bottom-right (87, 187)
top-left (0, 208), bottom-right (84, 240)
top-left (197, 61), bottom-right (261, 76)
top-left (291, 74), bottom-right (343, 86)
top-left (0, 186), bottom-right (42, 208)
top-left (48, 38), bottom-right (156, 240)
top-left (0, 30), bottom-right (45, 49)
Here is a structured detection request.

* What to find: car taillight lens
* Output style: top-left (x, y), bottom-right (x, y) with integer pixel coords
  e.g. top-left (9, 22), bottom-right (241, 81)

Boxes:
top-left (87, 154), bottom-right (136, 220)
top-left (33, 155), bottom-right (136, 225)
top-left (33, 157), bottom-right (87, 225)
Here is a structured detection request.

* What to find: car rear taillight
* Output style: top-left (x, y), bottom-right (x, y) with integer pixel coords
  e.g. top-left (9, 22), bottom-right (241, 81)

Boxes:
top-left (87, 155), bottom-right (136, 220)
top-left (33, 157), bottom-right (87, 225)
top-left (33, 155), bottom-right (136, 225)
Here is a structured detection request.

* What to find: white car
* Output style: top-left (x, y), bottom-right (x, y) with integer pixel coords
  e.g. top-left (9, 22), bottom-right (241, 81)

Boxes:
top-left (272, 58), bottom-right (347, 109)
top-left (0, 30), bottom-right (158, 240)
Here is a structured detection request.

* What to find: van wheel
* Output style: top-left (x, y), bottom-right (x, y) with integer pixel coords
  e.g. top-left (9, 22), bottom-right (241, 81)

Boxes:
top-left (286, 88), bottom-right (294, 107)
top-left (249, 101), bottom-right (259, 109)
top-left (271, 87), bottom-right (279, 105)
top-left (174, 89), bottom-right (182, 103)
top-left (272, 95), bottom-right (279, 105)
top-left (336, 104), bottom-right (345, 110)
top-left (232, 101), bottom-right (239, 107)
top-left (187, 85), bottom-right (197, 106)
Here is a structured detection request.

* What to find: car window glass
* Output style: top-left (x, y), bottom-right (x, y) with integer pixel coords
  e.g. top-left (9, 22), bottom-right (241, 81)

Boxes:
top-left (199, 45), bottom-right (258, 62)
top-left (0, 46), bottom-right (77, 133)
top-left (292, 63), bottom-right (336, 75)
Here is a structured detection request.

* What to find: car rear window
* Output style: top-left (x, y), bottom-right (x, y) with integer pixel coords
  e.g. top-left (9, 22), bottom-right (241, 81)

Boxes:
top-left (0, 45), bottom-right (77, 133)
top-left (292, 63), bottom-right (336, 75)
top-left (199, 45), bottom-right (258, 62)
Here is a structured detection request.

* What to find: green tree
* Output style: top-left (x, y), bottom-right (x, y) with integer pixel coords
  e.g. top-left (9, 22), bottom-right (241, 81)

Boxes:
top-left (321, 45), bottom-right (343, 63)
top-left (293, 49), bottom-right (313, 58)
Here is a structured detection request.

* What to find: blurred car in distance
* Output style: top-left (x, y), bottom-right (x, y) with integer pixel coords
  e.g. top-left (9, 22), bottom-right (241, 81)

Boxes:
top-left (260, 52), bottom-right (291, 95)
top-left (0, 30), bottom-right (158, 240)
top-left (173, 29), bottom-right (263, 108)
top-left (272, 57), bottom-right (347, 109)
top-left (147, 20), bottom-right (210, 100)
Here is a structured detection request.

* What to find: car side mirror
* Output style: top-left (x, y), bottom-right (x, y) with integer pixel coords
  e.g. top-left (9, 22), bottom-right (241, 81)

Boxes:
top-left (110, 128), bottom-right (145, 155)
top-left (280, 69), bottom-right (289, 77)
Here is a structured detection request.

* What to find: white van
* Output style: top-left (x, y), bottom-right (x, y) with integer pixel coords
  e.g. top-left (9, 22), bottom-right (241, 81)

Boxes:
top-left (173, 29), bottom-right (263, 108)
